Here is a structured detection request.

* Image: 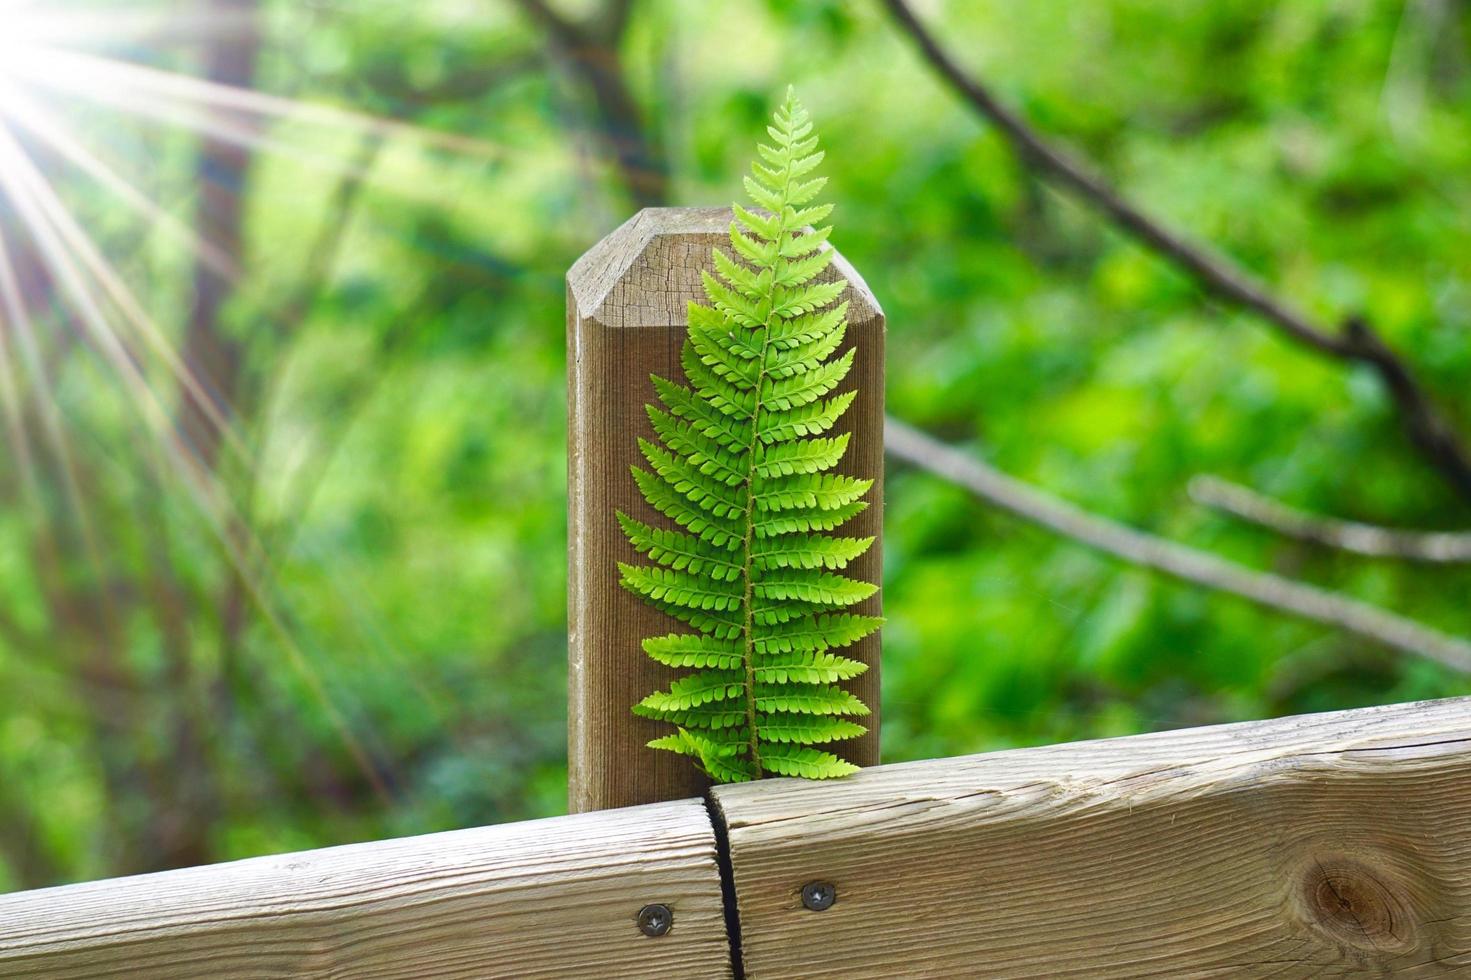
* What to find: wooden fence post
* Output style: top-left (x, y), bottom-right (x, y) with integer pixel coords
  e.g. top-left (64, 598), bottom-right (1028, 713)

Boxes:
top-left (567, 206), bottom-right (885, 813)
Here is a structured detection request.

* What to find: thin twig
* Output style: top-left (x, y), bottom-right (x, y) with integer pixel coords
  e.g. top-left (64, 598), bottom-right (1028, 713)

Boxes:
top-left (881, 0), bottom-right (1471, 502)
top-left (885, 418), bottom-right (1471, 674)
top-left (1190, 475), bottom-right (1471, 562)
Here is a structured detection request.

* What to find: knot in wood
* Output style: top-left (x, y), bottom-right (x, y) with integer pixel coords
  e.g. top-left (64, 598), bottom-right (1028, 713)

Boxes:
top-left (1300, 859), bottom-right (1412, 952)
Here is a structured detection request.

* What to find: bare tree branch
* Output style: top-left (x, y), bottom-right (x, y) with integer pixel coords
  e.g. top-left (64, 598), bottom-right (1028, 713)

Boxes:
top-left (885, 417), bottom-right (1471, 674)
top-left (512, 0), bottom-right (667, 209)
top-left (881, 0), bottom-right (1471, 503)
top-left (1190, 475), bottom-right (1471, 562)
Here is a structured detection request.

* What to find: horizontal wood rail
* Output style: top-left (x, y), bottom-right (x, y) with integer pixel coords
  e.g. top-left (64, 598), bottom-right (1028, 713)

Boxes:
top-left (3, 697), bottom-right (1468, 977)
top-left (713, 695), bottom-right (1471, 977)
top-left (0, 801), bottom-right (730, 978)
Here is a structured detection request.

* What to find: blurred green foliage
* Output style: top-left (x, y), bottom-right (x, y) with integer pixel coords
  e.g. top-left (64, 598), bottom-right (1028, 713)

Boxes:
top-left (0, 0), bottom-right (1468, 890)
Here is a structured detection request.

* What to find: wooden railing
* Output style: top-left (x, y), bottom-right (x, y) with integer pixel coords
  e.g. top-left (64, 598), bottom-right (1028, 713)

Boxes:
top-left (3, 211), bottom-right (1468, 978)
top-left (1, 696), bottom-right (1467, 977)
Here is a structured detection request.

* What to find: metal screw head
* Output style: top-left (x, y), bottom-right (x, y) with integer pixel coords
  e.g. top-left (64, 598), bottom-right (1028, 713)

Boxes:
top-left (637, 903), bottom-right (673, 937)
top-left (801, 881), bottom-right (836, 911)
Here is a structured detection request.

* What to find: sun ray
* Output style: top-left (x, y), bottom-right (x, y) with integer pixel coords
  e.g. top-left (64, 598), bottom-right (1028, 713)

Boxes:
top-left (1, 165), bottom-right (394, 803)
top-left (0, 260), bottom-right (41, 503)
top-left (0, 124), bottom-right (249, 464)
top-left (0, 133), bottom-right (178, 450)
top-left (25, 79), bottom-right (475, 214)
top-left (0, 80), bottom-right (239, 280)
top-left (12, 45), bottom-right (510, 160)
top-left (0, 6), bottom-right (261, 52)
top-left (0, 223), bottom-right (118, 631)
top-left (0, 1), bottom-right (465, 808)
top-left (0, 227), bottom-right (77, 488)
top-left (32, 78), bottom-right (381, 182)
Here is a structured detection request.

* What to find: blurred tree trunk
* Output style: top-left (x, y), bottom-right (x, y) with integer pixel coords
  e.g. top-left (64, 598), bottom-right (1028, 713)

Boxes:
top-left (144, 0), bottom-right (263, 874)
top-left (177, 0), bottom-right (260, 473)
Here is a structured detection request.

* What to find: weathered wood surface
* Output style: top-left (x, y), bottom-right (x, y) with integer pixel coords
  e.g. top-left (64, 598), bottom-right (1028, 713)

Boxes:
top-left (566, 206), bottom-right (885, 813)
top-left (713, 696), bottom-right (1471, 978)
top-left (0, 800), bottom-right (731, 979)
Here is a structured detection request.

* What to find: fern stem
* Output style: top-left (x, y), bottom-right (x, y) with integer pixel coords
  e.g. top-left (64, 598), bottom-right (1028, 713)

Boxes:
top-left (736, 115), bottom-right (800, 780)
top-left (737, 243), bottom-right (786, 782)
top-left (738, 349), bottom-right (769, 779)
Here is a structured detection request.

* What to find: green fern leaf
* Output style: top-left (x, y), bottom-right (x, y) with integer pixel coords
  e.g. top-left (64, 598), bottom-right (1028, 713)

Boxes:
top-left (632, 702), bottom-right (747, 730)
top-left (754, 571), bottom-right (878, 606)
top-left (759, 390), bottom-right (857, 442)
top-left (767, 303), bottom-right (846, 347)
top-left (618, 514), bottom-right (743, 580)
top-left (754, 500), bottom-right (867, 536)
top-left (755, 684), bottom-right (869, 716)
top-left (622, 87), bottom-right (881, 783)
top-left (642, 632), bottom-right (744, 669)
top-left (650, 376), bottom-right (752, 453)
top-left (756, 649), bottom-right (868, 683)
top-left (638, 670), bottom-right (745, 712)
top-left (647, 408), bottom-right (746, 487)
top-left (759, 744), bottom-right (859, 779)
top-left (753, 613), bottom-right (884, 654)
top-left (757, 714), bottom-right (866, 744)
top-left (754, 434), bottom-right (850, 477)
top-left (752, 534), bottom-right (874, 571)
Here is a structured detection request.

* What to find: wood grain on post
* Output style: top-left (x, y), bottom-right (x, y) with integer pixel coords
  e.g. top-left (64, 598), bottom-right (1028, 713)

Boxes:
top-left (567, 207), bottom-right (885, 813)
top-left (711, 696), bottom-right (1471, 978)
top-left (0, 801), bottom-right (732, 979)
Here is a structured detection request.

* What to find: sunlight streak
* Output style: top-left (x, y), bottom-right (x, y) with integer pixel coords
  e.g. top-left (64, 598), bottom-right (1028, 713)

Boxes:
top-left (0, 167), bottom-right (394, 803)
top-left (0, 0), bottom-right (505, 808)
top-left (0, 128), bottom-right (176, 440)
top-left (0, 269), bottom-right (39, 501)
top-left (0, 5), bottom-right (260, 53)
top-left (0, 124), bottom-right (248, 464)
top-left (0, 81), bottom-right (239, 280)
top-left (0, 225), bottom-right (113, 608)
top-left (10, 45), bottom-right (509, 160)
top-left (21, 79), bottom-right (462, 209)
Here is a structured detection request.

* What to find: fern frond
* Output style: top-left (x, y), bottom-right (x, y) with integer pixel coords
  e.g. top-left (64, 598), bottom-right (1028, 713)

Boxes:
top-left (762, 324), bottom-right (847, 379)
top-left (623, 87), bottom-right (881, 783)
top-left (646, 597), bottom-right (744, 638)
top-left (639, 439), bottom-right (747, 518)
top-left (755, 473), bottom-right (872, 513)
top-left (647, 408), bottom-right (746, 486)
top-left (631, 467), bottom-right (743, 548)
top-left (767, 303), bottom-right (846, 347)
top-left (760, 348), bottom-right (854, 410)
top-left (621, 562), bottom-right (743, 609)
